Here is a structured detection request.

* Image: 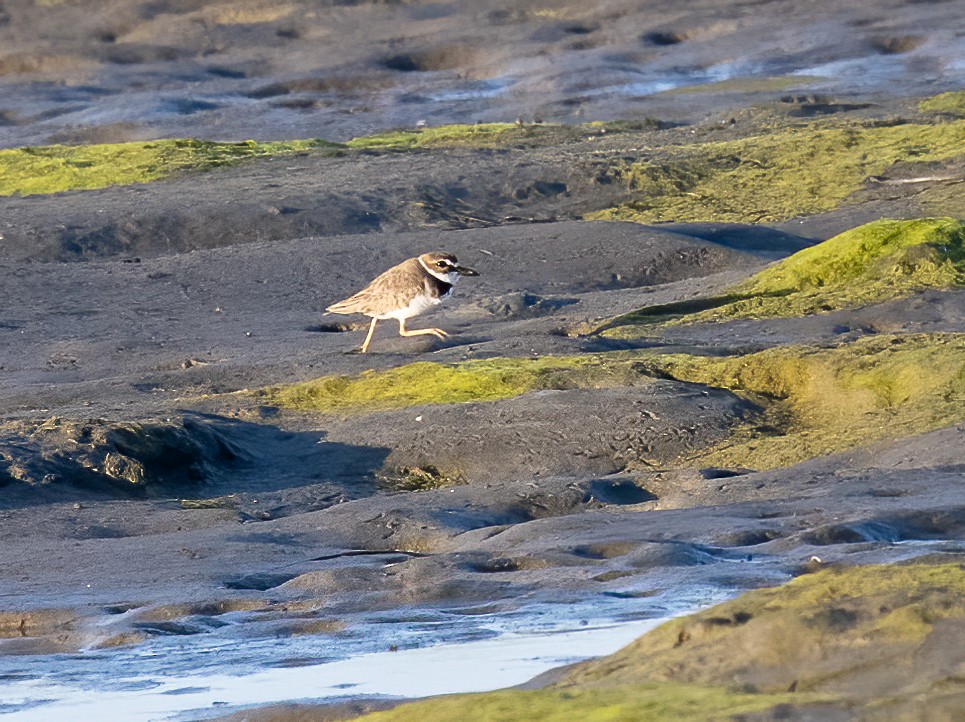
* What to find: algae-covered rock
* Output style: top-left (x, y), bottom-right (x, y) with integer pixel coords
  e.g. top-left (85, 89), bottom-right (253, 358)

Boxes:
top-left (919, 91), bottom-right (965, 118)
top-left (261, 330), bottom-right (965, 470)
top-left (344, 123), bottom-right (521, 150)
top-left (634, 333), bottom-right (965, 469)
top-left (0, 138), bottom-right (342, 196)
top-left (258, 355), bottom-right (653, 415)
top-left (604, 218), bottom-right (965, 331)
top-left (352, 558), bottom-right (965, 721)
top-left (588, 121), bottom-right (965, 224)
top-left (0, 124), bottom-right (537, 197)
top-left (354, 684), bottom-right (804, 722)
top-left (715, 217), bottom-right (965, 321)
top-left (561, 559), bottom-right (965, 693)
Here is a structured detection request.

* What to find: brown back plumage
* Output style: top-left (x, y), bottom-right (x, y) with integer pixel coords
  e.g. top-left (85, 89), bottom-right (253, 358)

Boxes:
top-left (326, 256), bottom-right (432, 317)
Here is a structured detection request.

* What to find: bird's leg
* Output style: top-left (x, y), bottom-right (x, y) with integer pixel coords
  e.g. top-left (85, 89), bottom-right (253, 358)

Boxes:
top-left (360, 317), bottom-right (379, 353)
top-left (397, 317), bottom-right (448, 340)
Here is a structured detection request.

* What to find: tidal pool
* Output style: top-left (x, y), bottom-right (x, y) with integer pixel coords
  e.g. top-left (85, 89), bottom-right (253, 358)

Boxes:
top-left (0, 585), bottom-right (728, 722)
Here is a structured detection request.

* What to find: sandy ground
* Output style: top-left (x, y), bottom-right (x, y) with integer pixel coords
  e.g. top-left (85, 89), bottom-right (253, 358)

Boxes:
top-left (1, 0), bottom-right (964, 720)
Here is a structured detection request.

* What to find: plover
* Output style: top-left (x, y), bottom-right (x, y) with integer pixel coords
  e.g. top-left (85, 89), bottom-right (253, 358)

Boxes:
top-left (326, 251), bottom-right (479, 353)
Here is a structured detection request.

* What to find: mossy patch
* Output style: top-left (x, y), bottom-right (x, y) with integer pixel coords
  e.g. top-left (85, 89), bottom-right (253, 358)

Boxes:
top-left (561, 558), bottom-right (965, 694)
top-left (358, 559), bottom-right (965, 720)
top-left (348, 119), bottom-right (655, 150)
top-left (603, 218), bottom-right (965, 334)
top-left (0, 138), bottom-right (342, 196)
top-left (355, 683), bottom-right (807, 722)
top-left (728, 217), bottom-right (965, 313)
top-left (586, 120), bottom-right (965, 224)
top-left (257, 356), bottom-right (650, 415)
top-left (0, 123), bottom-right (548, 197)
top-left (260, 333), bottom-right (963, 467)
top-left (636, 333), bottom-right (965, 469)
top-left (344, 123), bottom-right (522, 150)
top-left (919, 91), bottom-right (965, 118)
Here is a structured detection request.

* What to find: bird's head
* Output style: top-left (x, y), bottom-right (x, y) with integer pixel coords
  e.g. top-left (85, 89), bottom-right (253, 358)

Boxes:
top-left (419, 252), bottom-right (479, 279)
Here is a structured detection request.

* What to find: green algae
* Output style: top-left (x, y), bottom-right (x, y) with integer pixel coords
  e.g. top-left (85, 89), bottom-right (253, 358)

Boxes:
top-left (0, 123), bottom-right (532, 196)
top-left (357, 560), bottom-right (965, 720)
top-left (587, 120), bottom-right (965, 224)
top-left (356, 684), bottom-right (806, 722)
top-left (760, 560), bottom-right (965, 614)
top-left (258, 355), bottom-right (650, 415)
top-left (344, 123), bottom-right (522, 150)
top-left (562, 558), bottom-right (965, 692)
top-left (260, 333), bottom-right (964, 468)
top-left (636, 333), bottom-right (965, 469)
top-left (730, 217), bottom-right (965, 311)
top-left (919, 91), bottom-right (965, 118)
top-left (603, 218), bottom-right (965, 336)
top-left (0, 138), bottom-right (342, 196)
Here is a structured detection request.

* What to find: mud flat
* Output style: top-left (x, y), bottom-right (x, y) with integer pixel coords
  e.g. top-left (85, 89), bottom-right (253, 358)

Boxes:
top-left (1, 1), bottom-right (965, 720)
top-left (1, 0), bottom-right (963, 150)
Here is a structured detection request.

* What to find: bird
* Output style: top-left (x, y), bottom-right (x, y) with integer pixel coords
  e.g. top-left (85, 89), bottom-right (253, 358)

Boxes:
top-left (326, 251), bottom-right (479, 353)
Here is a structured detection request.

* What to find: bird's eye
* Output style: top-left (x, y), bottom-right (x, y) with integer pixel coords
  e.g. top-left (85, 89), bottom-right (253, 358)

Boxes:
top-left (436, 261), bottom-right (448, 268)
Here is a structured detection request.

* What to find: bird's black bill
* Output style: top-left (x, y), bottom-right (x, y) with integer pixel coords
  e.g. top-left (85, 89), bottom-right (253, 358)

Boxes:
top-left (455, 265), bottom-right (479, 276)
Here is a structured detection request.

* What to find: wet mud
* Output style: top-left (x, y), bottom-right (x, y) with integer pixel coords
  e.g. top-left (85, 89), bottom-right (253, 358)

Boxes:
top-left (1, 0), bottom-right (964, 720)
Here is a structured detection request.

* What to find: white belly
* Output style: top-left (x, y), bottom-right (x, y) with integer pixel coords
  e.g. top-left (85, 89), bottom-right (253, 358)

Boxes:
top-left (379, 293), bottom-right (441, 321)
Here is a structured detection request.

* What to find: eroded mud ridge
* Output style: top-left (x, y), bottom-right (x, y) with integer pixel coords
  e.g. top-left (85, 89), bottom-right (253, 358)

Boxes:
top-left (1, 13), bottom-right (965, 719)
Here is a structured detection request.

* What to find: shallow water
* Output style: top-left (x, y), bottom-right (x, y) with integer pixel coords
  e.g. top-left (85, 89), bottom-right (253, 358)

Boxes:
top-left (4, 531), bottom-right (959, 721)
top-left (26, 619), bottom-right (667, 722)
top-left (0, 587), bottom-right (722, 722)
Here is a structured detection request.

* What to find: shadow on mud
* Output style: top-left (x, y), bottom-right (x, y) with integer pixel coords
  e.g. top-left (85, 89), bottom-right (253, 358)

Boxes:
top-left (803, 507), bottom-right (965, 545)
top-left (665, 223), bottom-right (817, 259)
top-left (595, 289), bottom-right (795, 332)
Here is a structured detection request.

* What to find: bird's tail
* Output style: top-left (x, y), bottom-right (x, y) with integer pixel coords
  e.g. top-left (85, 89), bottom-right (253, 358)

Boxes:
top-left (325, 300), bottom-right (355, 315)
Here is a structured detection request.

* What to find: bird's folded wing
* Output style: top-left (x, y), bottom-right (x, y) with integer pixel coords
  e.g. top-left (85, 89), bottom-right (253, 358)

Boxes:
top-left (326, 259), bottom-right (423, 315)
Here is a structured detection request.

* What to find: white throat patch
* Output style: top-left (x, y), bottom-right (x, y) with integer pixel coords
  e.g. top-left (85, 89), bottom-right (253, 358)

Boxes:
top-left (419, 257), bottom-right (460, 284)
